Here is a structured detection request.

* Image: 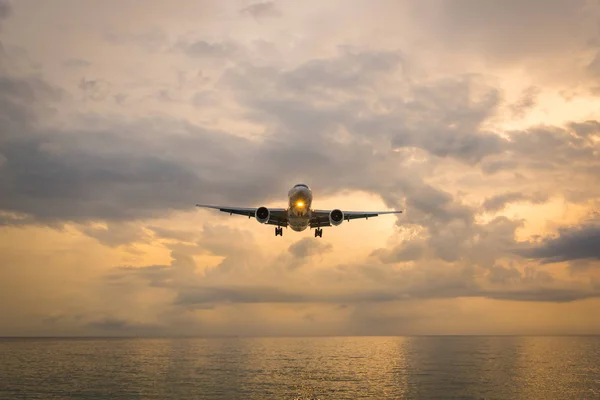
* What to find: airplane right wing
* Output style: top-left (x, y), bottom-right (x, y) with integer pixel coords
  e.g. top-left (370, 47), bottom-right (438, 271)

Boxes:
top-left (310, 209), bottom-right (403, 228)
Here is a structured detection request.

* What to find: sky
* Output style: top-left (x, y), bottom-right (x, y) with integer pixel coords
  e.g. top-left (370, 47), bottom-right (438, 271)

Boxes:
top-left (1, 0), bottom-right (600, 336)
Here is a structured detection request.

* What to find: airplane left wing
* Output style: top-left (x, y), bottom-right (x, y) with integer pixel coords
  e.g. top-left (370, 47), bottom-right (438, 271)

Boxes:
top-left (310, 209), bottom-right (403, 228)
top-left (195, 204), bottom-right (289, 227)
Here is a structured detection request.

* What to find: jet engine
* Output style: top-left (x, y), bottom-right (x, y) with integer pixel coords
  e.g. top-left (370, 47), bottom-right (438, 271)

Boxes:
top-left (255, 206), bottom-right (270, 224)
top-left (329, 209), bottom-right (344, 226)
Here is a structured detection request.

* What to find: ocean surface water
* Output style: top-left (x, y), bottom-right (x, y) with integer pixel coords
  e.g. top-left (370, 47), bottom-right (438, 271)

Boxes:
top-left (1, 336), bottom-right (599, 399)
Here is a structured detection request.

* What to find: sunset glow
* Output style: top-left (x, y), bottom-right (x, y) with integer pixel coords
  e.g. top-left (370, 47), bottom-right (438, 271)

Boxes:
top-left (1, 0), bottom-right (600, 337)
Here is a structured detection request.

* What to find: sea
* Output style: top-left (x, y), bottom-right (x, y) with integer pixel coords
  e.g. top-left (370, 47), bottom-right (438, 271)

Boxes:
top-left (1, 336), bottom-right (599, 399)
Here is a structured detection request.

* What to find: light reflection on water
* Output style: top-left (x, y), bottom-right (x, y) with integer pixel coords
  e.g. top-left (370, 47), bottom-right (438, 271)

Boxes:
top-left (1, 336), bottom-right (599, 399)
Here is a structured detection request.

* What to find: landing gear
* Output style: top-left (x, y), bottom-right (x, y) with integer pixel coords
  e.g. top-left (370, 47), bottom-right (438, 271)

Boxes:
top-left (275, 227), bottom-right (283, 236)
top-left (314, 228), bottom-right (323, 238)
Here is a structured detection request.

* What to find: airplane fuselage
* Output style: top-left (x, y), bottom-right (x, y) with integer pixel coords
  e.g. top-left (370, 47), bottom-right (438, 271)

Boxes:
top-left (287, 183), bottom-right (313, 231)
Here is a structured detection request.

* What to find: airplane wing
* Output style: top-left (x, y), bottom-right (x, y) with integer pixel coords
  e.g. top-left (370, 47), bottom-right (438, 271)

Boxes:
top-left (195, 204), bottom-right (289, 227)
top-left (310, 209), bottom-right (403, 228)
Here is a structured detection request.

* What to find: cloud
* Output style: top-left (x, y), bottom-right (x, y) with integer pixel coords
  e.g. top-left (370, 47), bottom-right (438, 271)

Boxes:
top-left (408, 0), bottom-right (596, 62)
top-left (482, 191), bottom-right (548, 212)
top-left (397, 0), bottom-right (600, 91)
top-left (0, 0), bottom-right (11, 29)
top-left (63, 58), bottom-right (91, 69)
top-left (1, 43), bottom-right (597, 284)
top-left (2, 1), bottom-right (600, 336)
top-left (372, 215), bottom-right (523, 269)
top-left (509, 86), bottom-right (540, 118)
top-left (86, 317), bottom-right (163, 334)
top-left (113, 260), bottom-right (600, 307)
top-left (2, 44), bottom-right (595, 230)
top-left (483, 192), bottom-right (528, 212)
top-left (97, 219), bottom-right (599, 313)
top-left (148, 226), bottom-right (198, 242)
top-left (181, 40), bottom-right (240, 58)
top-left (517, 221), bottom-right (600, 263)
top-left (488, 264), bottom-right (523, 285)
top-left (568, 120), bottom-right (600, 137)
top-left (479, 288), bottom-right (598, 303)
top-left (0, 131), bottom-right (205, 223)
top-left (78, 78), bottom-right (111, 101)
top-left (371, 240), bottom-right (424, 263)
top-left (103, 28), bottom-right (168, 52)
top-left (80, 222), bottom-right (151, 248)
top-left (288, 237), bottom-right (332, 258)
top-left (241, 2), bottom-right (281, 19)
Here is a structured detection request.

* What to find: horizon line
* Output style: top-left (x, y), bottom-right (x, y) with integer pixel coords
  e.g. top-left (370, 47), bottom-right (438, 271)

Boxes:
top-left (2, 333), bottom-right (600, 339)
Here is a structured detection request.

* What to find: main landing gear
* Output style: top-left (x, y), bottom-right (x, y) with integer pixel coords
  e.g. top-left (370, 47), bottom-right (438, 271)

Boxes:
top-left (275, 227), bottom-right (283, 236)
top-left (314, 228), bottom-right (323, 238)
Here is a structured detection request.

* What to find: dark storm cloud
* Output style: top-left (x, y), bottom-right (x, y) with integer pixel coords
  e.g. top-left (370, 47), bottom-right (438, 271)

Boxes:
top-left (517, 222), bottom-right (600, 263)
top-left (240, 2), bottom-right (281, 19)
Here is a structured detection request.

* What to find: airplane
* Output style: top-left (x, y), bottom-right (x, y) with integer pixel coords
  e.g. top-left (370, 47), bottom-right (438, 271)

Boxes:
top-left (195, 183), bottom-right (403, 237)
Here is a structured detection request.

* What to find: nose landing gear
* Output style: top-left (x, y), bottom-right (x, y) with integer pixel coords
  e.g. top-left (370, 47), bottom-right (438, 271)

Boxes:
top-left (314, 228), bottom-right (323, 238)
top-left (275, 227), bottom-right (283, 236)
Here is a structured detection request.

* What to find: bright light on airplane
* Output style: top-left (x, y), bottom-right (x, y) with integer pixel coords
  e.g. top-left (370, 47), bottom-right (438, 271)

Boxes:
top-left (195, 183), bottom-right (403, 238)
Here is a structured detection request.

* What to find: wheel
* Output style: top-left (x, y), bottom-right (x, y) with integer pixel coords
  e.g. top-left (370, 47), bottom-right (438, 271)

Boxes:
top-left (275, 227), bottom-right (283, 236)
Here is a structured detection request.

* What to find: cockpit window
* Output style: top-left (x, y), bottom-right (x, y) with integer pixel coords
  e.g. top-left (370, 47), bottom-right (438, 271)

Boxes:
top-left (294, 184), bottom-right (308, 188)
